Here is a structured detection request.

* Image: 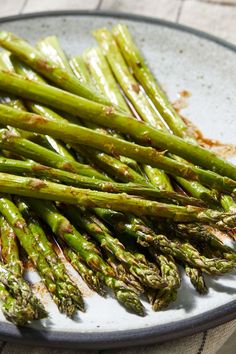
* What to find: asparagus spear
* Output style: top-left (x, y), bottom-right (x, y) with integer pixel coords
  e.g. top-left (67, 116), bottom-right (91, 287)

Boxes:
top-left (0, 283), bottom-right (26, 325)
top-left (73, 49), bottom-right (172, 190)
top-left (0, 31), bottom-right (117, 108)
top-left (185, 264), bottom-right (208, 295)
top-left (4, 48), bottom-right (146, 312)
top-left (147, 253), bottom-right (180, 310)
top-left (112, 25), bottom-right (236, 211)
top-left (174, 223), bottom-right (236, 257)
top-left (26, 198), bottom-right (144, 315)
top-left (13, 54), bottom-right (146, 182)
top-left (83, 47), bottom-right (221, 251)
top-left (74, 145), bottom-right (147, 184)
top-left (0, 216), bottom-right (22, 276)
top-left (81, 46), bottom-right (224, 264)
top-left (18, 44), bottom-right (223, 274)
top-left (74, 51), bottom-right (172, 189)
top-left (0, 262), bottom-right (47, 321)
top-left (0, 128), bottom-right (107, 180)
top-left (1, 104), bottom-right (236, 194)
top-left (93, 28), bottom-right (217, 203)
top-left (104, 250), bottom-right (144, 294)
top-left (97, 271), bottom-right (144, 315)
top-left (70, 55), bottom-right (94, 84)
top-left (0, 194), bottom-right (82, 316)
top-left (112, 24), bottom-right (190, 140)
top-left (59, 240), bottom-right (106, 296)
top-left (95, 209), bottom-right (234, 274)
top-left (38, 36), bottom-right (143, 181)
top-left (29, 46), bottom-right (192, 312)
top-left (37, 36), bottom-right (74, 75)
top-left (0, 51), bottom-right (77, 161)
top-left (82, 48), bottom-right (129, 110)
top-left (93, 30), bottom-right (166, 130)
top-left (60, 205), bottom-right (166, 289)
top-left (0, 156), bottom-right (207, 206)
top-left (15, 197), bottom-right (85, 311)
top-left (0, 172), bottom-right (235, 227)
top-left (0, 282), bottom-right (39, 325)
top-left (1, 72), bottom-right (236, 182)
top-left (153, 235), bottom-right (234, 275)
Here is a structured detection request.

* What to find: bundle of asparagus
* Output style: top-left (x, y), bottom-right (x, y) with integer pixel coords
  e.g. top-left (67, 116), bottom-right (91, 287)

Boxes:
top-left (0, 24), bottom-right (235, 325)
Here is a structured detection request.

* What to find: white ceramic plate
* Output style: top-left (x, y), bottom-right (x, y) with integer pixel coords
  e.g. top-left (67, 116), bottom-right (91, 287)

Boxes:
top-left (0, 10), bottom-right (235, 350)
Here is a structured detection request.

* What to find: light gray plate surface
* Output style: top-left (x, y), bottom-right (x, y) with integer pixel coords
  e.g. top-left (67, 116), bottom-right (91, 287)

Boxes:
top-left (0, 11), bottom-right (235, 349)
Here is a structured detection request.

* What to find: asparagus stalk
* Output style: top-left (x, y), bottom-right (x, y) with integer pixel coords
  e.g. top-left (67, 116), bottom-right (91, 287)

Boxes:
top-left (152, 254), bottom-right (181, 290)
top-left (93, 29), bottom-right (217, 202)
top-left (153, 235), bottom-right (234, 275)
top-left (0, 282), bottom-right (33, 325)
top-left (97, 271), bottom-right (144, 315)
top-left (0, 216), bottom-right (22, 276)
top-left (59, 240), bottom-right (106, 296)
top-left (95, 209), bottom-right (234, 274)
top-left (0, 71), bottom-right (236, 184)
top-left (0, 172), bottom-right (235, 227)
top-left (148, 253), bottom-right (180, 310)
top-left (0, 128), bottom-right (107, 180)
top-left (0, 194), bottom-right (82, 316)
top-left (104, 250), bottom-right (144, 294)
top-left (93, 30), bottom-right (166, 130)
top-left (0, 156), bottom-right (206, 206)
top-left (0, 51), bottom-right (77, 161)
top-left (13, 54), bottom-right (146, 183)
top-left (70, 55), bottom-right (94, 84)
top-left (16, 49), bottom-right (223, 268)
top-left (112, 24), bottom-right (190, 140)
top-left (15, 197), bottom-right (85, 311)
top-left (37, 36), bottom-right (74, 74)
top-left (74, 51), bottom-right (170, 189)
top-left (26, 198), bottom-right (144, 315)
top-left (0, 31), bottom-right (117, 108)
top-left (83, 45), bottom-right (220, 211)
top-left (0, 262), bottom-right (47, 321)
top-left (19, 43), bottom-right (188, 296)
top-left (38, 36), bottom-right (143, 181)
top-left (112, 25), bottom-right (236, 211)
top-left (81, 46), bottom-right (224, 261)
top-left (1, 105), bottom-right (236, 194)
top-left (60, 205), bottom-right (166, 289)
top-left (76, 49), bottom-right (172, 190)
top-left (174, 223), bottom-right (235, 256)
top-left (74, 145), bottom-right (147, 184)
top-left (83, 48), bottom-right (129, 110)
top-left (185, 264), bottom-right (208, 295)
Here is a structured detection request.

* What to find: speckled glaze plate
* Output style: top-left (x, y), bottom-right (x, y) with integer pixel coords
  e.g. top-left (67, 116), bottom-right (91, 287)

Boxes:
top-left (0, 10), bottom-right (236, 350)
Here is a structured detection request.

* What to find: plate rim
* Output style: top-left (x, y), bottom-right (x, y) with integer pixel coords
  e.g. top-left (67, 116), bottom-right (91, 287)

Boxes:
top-left (0, 9), bottom-right (236, 349)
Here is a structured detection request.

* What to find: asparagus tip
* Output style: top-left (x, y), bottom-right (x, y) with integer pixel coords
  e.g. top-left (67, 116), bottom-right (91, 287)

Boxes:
top-left (115, 289), bottom-right (145, 316)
